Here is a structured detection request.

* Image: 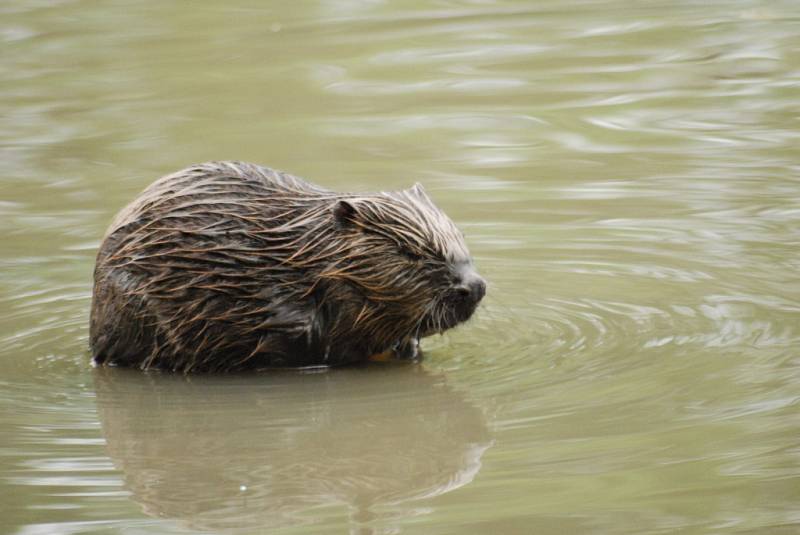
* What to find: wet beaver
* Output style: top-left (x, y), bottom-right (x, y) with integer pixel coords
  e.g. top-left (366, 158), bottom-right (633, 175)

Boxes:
top-left (90, 161), bottom-right (485, 372)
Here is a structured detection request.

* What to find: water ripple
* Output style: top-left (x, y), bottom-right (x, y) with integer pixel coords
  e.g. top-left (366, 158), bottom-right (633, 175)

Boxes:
top-left (2, 1), bottom-right (800, 533)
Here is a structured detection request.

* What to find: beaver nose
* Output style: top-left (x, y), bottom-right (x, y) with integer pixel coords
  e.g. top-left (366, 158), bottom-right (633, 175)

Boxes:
top-left (455, 272), bottom-right (486, 304)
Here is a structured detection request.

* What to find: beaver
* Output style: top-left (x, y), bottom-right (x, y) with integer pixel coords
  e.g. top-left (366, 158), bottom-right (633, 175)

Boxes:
top-left (90, 161), bottom-right (485, 372)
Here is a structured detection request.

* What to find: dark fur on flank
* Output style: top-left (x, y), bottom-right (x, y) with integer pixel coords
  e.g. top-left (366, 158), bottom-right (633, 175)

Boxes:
top-left (90, 161), bottom-right (485, 372)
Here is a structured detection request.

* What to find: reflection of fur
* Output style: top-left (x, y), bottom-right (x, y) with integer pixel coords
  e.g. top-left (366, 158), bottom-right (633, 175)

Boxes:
top-left (94, 367), bottom-right (492, 533)
top-left (91, 161), bottom-right (485, 372)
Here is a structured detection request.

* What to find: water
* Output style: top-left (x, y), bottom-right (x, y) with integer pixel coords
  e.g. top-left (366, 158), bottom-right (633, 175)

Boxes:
top-left (2, 1), bottom-right (799, 533)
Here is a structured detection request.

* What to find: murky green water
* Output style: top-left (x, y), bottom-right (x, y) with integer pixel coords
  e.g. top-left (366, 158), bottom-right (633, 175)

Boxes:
top-left (2, 1), bottom-right (799, 533)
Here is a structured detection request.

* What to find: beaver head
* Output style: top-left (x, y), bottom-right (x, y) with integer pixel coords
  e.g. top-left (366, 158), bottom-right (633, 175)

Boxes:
top-left (319, 184), bottom-right (486, 350)
top-left (90, 161), bottom-right (485, 371)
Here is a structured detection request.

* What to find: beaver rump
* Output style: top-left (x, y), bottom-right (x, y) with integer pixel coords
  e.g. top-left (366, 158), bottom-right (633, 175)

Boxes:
top-left (90, 161), bottom-right (485, 372)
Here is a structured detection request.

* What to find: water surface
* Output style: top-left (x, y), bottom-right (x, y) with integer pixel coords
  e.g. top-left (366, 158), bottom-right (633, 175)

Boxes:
top-left (2, 1), bottom-right (799, 534)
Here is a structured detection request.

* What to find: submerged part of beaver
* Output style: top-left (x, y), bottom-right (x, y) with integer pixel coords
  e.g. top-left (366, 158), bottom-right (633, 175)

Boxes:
top-left (90, 161), bottom-right (485, 372)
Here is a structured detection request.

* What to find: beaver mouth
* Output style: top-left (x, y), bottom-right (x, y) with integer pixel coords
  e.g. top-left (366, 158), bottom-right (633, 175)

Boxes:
top-left (418, 288), bottom-right (483, 336)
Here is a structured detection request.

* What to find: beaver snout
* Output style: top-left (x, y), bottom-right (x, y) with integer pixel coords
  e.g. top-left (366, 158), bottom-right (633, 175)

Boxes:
top-left (448, 269), bottom-right (486, 324)
top-left (454, 274), bottom-right (486, 305)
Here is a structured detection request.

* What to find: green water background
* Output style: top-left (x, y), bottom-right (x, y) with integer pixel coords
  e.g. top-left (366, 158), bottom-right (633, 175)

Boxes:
top-left (1, 1), bottom-right (799, 534)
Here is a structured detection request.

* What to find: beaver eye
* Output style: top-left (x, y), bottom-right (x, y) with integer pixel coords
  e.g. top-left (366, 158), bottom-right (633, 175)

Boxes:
top-left (400, 247), bottom-right (422, 262)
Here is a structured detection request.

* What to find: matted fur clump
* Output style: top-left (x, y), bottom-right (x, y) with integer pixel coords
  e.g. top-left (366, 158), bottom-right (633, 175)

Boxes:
top-left (90, 161), bottom-right (485, 372)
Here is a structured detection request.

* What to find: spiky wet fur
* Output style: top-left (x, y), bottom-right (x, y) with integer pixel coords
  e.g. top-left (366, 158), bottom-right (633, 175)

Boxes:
top-left (90, 161), bottom-right (475, 372)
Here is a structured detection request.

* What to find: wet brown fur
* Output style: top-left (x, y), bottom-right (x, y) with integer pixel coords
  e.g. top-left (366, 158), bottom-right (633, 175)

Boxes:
top-left (90, 161), bottom-right (480, 372)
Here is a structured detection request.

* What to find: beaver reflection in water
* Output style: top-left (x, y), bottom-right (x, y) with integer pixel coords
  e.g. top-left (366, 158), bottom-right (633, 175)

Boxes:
top-left (90, 161), bottom-right (486, 372)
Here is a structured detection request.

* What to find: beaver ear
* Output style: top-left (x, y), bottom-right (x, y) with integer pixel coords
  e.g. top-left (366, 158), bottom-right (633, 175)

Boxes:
top-left (333, 199), bottom-right (357, 225)
top-left (409, 182), bottom-right (433, 203)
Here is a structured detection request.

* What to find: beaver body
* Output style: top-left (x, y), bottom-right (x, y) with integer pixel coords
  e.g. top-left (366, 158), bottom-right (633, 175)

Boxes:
top-left (90, 161), bottom-right (485, 372)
